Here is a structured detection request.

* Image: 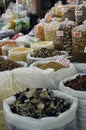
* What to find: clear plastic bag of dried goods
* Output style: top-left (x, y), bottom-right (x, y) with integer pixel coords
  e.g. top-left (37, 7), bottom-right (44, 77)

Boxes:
top-left (15, 35), bottom-right (39, 48)
top-left (72, 21), bottom-right (86, 56)
top-left (62, 5), bottom-right (76, 21)
top-left (3, 90), bottom-right (78, 130)
top-left (75, 1), bottom-right (86, 25)
top-left (55, 19), bottom-right (76, 55)
top-left (34, 20), bottom-right (45, 41)
top-left (44, 20), bottom-right (58, 45)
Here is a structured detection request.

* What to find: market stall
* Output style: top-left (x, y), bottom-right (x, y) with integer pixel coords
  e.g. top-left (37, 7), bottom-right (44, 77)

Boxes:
top-left (0, 0), bottom-right (86, 130)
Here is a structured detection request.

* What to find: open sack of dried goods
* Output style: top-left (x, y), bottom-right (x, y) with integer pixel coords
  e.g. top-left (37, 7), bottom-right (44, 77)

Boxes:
top-left (69, 51), bottom-right (86, 73)
top-left (27, 48), bottom-right (68, 64)
top-left (3, 88), bottom-right (78, 130)
top-left (30, 57), bottom-right (77, 87)
top-left (12, 67), bottom-right (57, 90)
top-left (8, 47), bottom-right (33, 62)
top-left (0, 56), bottom-right (27, 72)
top-left (59, 73), bottom-right (86, 130)
top-left (0, 38), bottom-right (16, 55)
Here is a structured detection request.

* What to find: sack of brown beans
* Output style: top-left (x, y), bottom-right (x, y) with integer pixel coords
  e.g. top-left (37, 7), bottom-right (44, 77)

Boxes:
top-left (72, 21), bottom-right (86, 56)
top-left (55, 19), bottom-right (77, 55)
top-left (30, 60), bottom-right (77, 87)
top-left (75, 1), bottom-right (86, 25)
top-left (59, 73), bottom-right (86, 130)
top-left (3, 89), bottom-right (78, 130)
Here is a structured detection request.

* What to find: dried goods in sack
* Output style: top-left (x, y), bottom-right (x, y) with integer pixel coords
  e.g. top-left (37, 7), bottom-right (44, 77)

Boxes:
top-left (44, 21), bottom-right (58, 45)
top-left (62, 5), bottom-right (76, 21)
top-left (0, 56), bottom-right (23, 71)
top-left (72, 22), bottom-right (86, 55)
top-left (3, 88), bottom-right (77, 130)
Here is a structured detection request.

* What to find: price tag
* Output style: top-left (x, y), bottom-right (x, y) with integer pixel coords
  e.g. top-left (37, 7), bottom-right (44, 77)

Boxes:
top-left (56, 56), bottom-right (70, 67)
top-left (56, 31), bottom-right (64, 36)
top-left (67, 0), bottom-right (77, 3)
top-left (75, 11), bottom-right (83, 16)
top-left (72, 32), bottom-right (82, 38)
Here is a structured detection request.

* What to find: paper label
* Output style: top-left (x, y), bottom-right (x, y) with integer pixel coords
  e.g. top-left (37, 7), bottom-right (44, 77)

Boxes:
top-left (72, 32), bottom-right (82, 38)
top-left (56, 56), bottom-right (70, 67)
top-left (75, 11), bottom-right (83, 16)
top-left (56, 31), bottom-right (64, 36)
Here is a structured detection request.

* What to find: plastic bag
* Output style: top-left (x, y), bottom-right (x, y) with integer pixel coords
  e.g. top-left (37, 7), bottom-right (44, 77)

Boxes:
top-left (34, 21), bottom-right (45, 41)
top-left (15, 35), bottom-right (39, 48)
top-left (3, 90), bottom-right (78, 130)
top-left (44, 21), bottom-right (58, 44)
top-left (56, 19), bottom-right (76, 55)
top-left (75, 2), bottom-right (86, 25)
top-left (62, 5), bottom-right (76, 21)
top-left (72, 22), bottom-right (86, 55)
top-left (12, 67), bottom-right (57, 90)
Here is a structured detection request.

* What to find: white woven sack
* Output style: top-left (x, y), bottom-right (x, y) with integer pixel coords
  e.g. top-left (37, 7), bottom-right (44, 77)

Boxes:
top-left (59, 73), bottom-right (86, 99)
top-left (3, 90), bottom-right (78, 130)
top-left (73, 63), bottom-right (86, 73)
top-left (12, 67), bottom-right (57, 90)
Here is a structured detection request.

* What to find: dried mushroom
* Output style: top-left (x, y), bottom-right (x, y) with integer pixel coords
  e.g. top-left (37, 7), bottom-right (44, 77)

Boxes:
top-left (10, 88), bottom-right (71, 119)
top-left (30, 48), bottom-right (61, 58)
